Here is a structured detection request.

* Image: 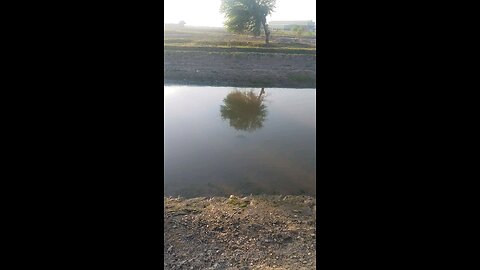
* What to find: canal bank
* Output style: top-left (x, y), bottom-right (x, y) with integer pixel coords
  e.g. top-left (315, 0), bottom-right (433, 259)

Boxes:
top-left (164, 195), bottom-right (316, 269)
top-left (164, 50), bottom-right (316, 88)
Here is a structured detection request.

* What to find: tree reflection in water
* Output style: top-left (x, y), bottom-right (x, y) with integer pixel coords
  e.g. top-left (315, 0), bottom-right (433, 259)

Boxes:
top-left (220, 88), bottom-right (267, 132)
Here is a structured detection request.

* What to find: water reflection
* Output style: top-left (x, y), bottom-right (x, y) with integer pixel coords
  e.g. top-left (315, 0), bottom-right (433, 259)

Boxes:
top-left (164, 86), bottom-right (316, 198)
top-left (220, 88), bottom-right (267, 132)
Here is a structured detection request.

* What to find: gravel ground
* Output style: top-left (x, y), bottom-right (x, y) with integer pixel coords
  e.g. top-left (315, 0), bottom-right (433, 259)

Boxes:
top-left (164, 195), bottom-right (316, 270)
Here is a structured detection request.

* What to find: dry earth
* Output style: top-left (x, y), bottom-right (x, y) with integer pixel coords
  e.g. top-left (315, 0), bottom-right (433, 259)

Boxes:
top-left (164, 51), bottom-right (316, 88)
top-left (164, 195), bottom-right (316, 270)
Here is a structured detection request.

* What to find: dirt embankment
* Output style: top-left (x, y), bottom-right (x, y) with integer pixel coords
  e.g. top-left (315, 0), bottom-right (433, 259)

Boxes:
top-left (164, 51), bottom-right (316, 88)
top-left (164, 195), bottom-right (316, 270)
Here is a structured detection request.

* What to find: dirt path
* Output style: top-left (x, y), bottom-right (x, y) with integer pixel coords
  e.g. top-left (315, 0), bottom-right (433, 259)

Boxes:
top-left (164, 195), bottom-right (316, 269)
top-left (164, 50), bottom-right (316, 88)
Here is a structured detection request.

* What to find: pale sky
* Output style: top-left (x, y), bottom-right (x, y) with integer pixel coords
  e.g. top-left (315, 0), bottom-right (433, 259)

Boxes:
top-left (164, 0), bottom-right (316, 27)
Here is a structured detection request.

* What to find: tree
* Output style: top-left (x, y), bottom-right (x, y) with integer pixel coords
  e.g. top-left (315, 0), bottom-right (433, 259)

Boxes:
top-left (178, 21), bottom-right (186, 27)
top-left (220, 88), bottom-right (267, 132)
top-left (220, 0), bottom-right (276, 45)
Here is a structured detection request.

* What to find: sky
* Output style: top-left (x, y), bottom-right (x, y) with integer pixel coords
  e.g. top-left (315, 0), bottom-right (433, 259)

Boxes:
top-left (164, 0), bottom-right (316, 27)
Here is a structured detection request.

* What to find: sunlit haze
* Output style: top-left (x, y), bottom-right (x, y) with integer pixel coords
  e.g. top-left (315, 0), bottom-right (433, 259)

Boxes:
top-left (164, 0), bottom-right (316, 27)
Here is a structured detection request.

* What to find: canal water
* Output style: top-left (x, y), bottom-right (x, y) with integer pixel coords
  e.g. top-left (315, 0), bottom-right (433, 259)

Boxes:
top-left (164, 85), bottom-right (315, 198)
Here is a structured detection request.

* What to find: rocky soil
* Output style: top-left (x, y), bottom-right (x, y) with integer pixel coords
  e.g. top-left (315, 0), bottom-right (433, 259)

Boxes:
top-left (164, 195), bottom-right (316, 270)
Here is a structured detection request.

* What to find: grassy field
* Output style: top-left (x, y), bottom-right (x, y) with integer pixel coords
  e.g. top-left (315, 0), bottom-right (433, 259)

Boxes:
top-left (164, 26), bottom-right (316, 55)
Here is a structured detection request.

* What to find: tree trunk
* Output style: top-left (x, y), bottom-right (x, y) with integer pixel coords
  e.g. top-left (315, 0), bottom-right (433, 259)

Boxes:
top-left (262, 18), bottom-right (270, 45)
top-left (258, 88), bottom-right (265, 101)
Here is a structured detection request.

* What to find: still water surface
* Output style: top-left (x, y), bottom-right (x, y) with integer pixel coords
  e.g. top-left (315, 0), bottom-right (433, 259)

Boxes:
top-left (165, 86), bottom-right (315, 198)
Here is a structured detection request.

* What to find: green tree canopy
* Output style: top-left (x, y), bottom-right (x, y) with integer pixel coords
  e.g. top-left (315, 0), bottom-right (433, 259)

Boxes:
top-left (220, 0), bottom-right (276, 44)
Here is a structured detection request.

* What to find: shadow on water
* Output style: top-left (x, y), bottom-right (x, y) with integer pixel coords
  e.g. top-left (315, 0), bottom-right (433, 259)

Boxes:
top-left (220, 88), bottom-right (268, 132)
